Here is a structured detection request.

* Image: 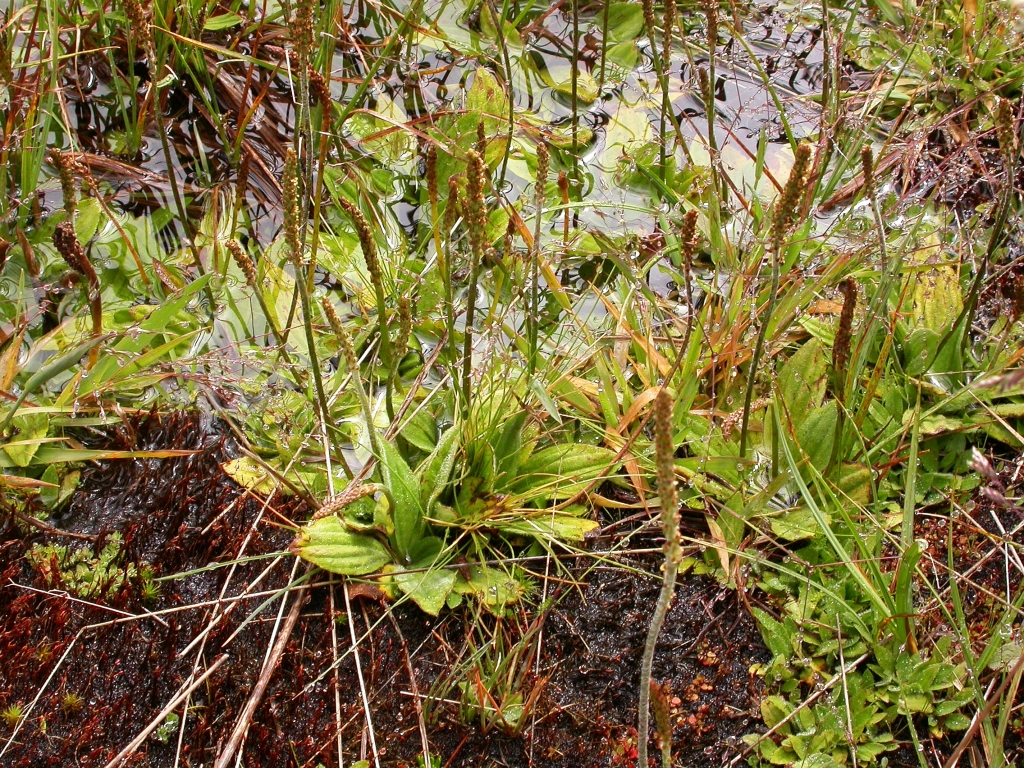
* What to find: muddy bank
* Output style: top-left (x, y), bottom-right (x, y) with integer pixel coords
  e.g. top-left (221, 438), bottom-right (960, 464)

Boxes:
top-left (0, 412), bottom-right (768, 766)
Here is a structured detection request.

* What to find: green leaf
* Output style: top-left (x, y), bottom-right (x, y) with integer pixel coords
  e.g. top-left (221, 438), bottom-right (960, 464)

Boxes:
top-left (605, 4), bottom-right (645, 42)
top-left (548, 67), bottom-right (599, 104)
top-left (770, 506), bottom-right (825, 541)
top-left (139, 275), bottom-right (213, 331)
top-left (400, 408), bottom-right (438, 453)
top-left (942, 713), bottom-right (971, 730)
top-left (418, 426), bottom-right (460, 516)
top-left (796, 402), bottom-right (837, 471)
top-left (1, 333), bottom-right (113, 433)
top-left (74, 198), bottom-right (103, 244)
top-left (760, 696), bottom-right (792, 729)
top-left (466, 67), bottom-right (510, 132)
top-left (912, 264), bottom-right (963, 333)
top-left (290, 516), bottom-right (392, 575)
top-left (777, 339), bottom-right (828, 431)
top-left (793, 753), bottom-right (843, 768)
top-left (752, 607), bottom-right (793, 657)
top-left (203, 12), bottom-right (243, 30)
top-left (903, 327), bottom-right (962, 377)
top-left (508, 444), bottom-right (617, 503)
top-left (393, 537), bottom-right (455, 616)
top-left (380, 439), bottom-right (425, 563)
top-left (836, 462), bottom-right (872, 505)
top-left (2, 411), bottom-right (49, 467)
top-left (452, 563), bottom-right (528, 612)
top-left (497, 509), bottom-right (599, 541)
top-left (492, 411), bottom-right (528, 485)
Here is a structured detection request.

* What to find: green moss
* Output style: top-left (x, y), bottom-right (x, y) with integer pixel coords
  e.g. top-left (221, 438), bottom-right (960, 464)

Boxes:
top-left (27, 533), bottom-right (137, 600)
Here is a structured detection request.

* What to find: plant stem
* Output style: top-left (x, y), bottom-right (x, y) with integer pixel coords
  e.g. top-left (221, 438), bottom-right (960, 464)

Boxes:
top-left (638, 389), bottom-right (681, 768)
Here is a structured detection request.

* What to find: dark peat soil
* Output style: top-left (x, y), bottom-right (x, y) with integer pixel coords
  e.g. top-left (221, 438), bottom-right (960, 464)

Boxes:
top-left (0, 412), bottom-right (768, 767)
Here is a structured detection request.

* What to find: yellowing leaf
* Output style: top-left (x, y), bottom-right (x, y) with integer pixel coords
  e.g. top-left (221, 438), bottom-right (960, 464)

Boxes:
top-left (912, 264), bottom-right (963, 333)
top-left (221, 457), bottom-right (276, 495)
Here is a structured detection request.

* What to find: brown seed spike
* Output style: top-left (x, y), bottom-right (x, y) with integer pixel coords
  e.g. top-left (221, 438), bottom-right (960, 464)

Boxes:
top-left (832, 277), bottom-right (857, 403)
top-left (535, 140), bottom-right (549, 208)
top-left (283, 149), bottom-right (302, 265)
top-left (426, 145), bottom-right (439, 212)
top-left (995, 97), bottom-right (1018, 163)
top-left (650, 679), bottom-right (674, 768)
top-left (225, 239), bottom-right (258, 287)
top-left (860, 145), bottom-right (876, 202)
top-left (465, 150), bottom-right (489, 263)
top-left (53, 221), bottom-right (87, 275)
top-left (338, 197), bottom-right (381, 288)
top-left (772, 143), bottom-right (812, 253)
top-left (476, 121), bottom-right (487, 163)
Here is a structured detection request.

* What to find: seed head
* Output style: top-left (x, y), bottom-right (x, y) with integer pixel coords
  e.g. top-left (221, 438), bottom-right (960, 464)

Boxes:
top-left (663, 0), bottom-right (677, 61)
top-left (123, 0), bottom-right (155, 61)
top-left (641, 0), bottom-right (657, 50)
top-left (283, 149), bottom-right (302, 265)
top-left (426, 145), bottom-right (439, 212)
top-left (650, 679), bottom-right (674, 765)
top-left (338, 197), bottom-right (381, 289)
top-left (995, 97), bottom-right (1018, 165)
top-left (771, 142), bottom-right (812, 253)
top-left (466, 149), bottom-right (489, 263)
top-left (316, 483), bottom-right (381, 518)
top-left (49, 151), bottom-right (79, 219)
top-left (678, 209), bottom-right (698, 264)
top-left (535, 140), bottom-right (549, 210)
top-left (309, 67), bottom-right (332, 118)
top-left (703, 0), bottom-right (718, 52)
top-left (226, 239), bottom-right (258, 287)
top-left (53, 221), bottom-right (88, 275)
top-left (395, 296), bottom-right (412, 363)
top-left (235, 153), bottom-right (250, 214)
top-left (322, 296), bottom-right (359, 373)
top-left (696, 66), bottom-right (711, 104)
top-left (292, 0), bottom-right (315, 66)
top-left (476, 121), bottom-right (487, 163)
top-left (832, 277), bottom-right (857, 402)
top-left (860, 145), bottom-right (876, 202)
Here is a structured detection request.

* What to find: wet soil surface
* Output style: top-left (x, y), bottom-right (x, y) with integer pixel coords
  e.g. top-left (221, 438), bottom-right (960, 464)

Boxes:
top-left (0, 412), bottom-right (769, 767)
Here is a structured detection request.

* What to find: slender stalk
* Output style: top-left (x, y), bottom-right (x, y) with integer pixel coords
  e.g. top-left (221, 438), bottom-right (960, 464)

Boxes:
top-left (338, 196), bottom-right (394, 419)
top-left (461, 149), bottom-right (489, 422)
top-left (739, 143), bottom-right (811, 459)
top-left (638, 389), bottom-right (682, 768)
top-left (52, 222), bottom-right (102, 369)
top-left (285, 150), bottom-right (353, 480)
top-left (529, 141), bottom-right (549, 380)
top-left (323, 297), bottom-right (384, 462)
top-left (225, 239), bottom-right (291, 360)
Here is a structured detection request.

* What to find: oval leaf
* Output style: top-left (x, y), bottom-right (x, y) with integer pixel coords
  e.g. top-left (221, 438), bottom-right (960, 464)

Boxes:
top-left (509, 444), bottom-right (617, 502)
top-left (290, 516), bottom-right (392, 575)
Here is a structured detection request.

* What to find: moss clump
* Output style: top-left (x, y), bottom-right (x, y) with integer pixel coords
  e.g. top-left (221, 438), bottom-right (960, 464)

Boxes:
top-left (27, 533), bottom-right (137, 600)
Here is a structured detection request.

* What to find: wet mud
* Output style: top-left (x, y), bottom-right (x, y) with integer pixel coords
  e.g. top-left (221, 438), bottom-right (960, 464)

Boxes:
top-left (0, 412), bottom-right (769, 767)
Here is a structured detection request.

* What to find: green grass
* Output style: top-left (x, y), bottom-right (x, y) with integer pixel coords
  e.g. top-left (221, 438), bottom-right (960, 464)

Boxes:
top-left (1, 0), bottom-right (1024, 764)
